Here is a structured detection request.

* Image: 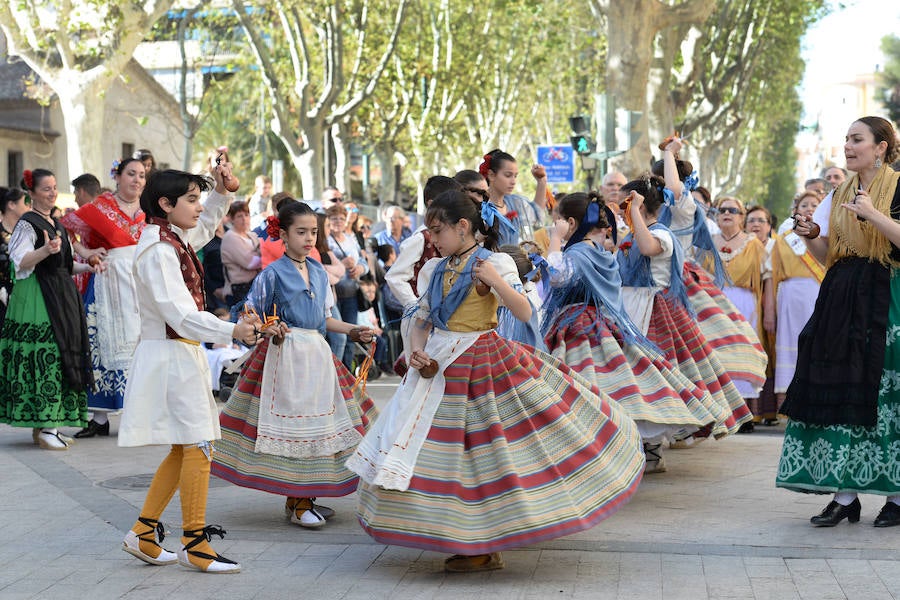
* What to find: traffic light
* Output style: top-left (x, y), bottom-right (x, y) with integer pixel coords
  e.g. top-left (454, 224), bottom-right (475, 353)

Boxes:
top-left (569, 114), bottom-right (595, 155)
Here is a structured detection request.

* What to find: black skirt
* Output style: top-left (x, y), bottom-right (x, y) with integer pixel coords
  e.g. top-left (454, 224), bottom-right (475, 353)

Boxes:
top-left (780, 256), bottom-right (889, 427)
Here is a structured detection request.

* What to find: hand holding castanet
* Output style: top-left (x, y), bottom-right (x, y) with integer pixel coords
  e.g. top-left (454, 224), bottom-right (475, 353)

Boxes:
top-left (214, 146), bottom-right (240, 192)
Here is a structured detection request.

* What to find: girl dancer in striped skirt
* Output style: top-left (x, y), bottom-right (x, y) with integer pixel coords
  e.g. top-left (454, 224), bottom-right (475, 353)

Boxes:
top-left (618, 176), bottom-right (752, 438)
top-left (655, 137), bottom-right (767, 421)
top-left (346, 190), bottom-right (644, 572)
top-left (212, 201), bottom-right (378, 529)
top-left (541, 192), bottom-right (723, 473)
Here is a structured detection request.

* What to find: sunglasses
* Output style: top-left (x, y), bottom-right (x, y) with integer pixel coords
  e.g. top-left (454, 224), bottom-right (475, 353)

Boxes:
top-left (718, 207), bottom-right (742, 215)
top-left (361, 224), bottom-right (372, 230)
top-left (464, 187), bottom-right (490, 200)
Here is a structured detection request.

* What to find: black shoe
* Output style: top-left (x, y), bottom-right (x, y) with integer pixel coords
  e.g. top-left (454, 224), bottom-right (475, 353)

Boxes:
top-left (873, 501), bottom-right (900, 527)
top-left (73, 419), bottom-right (110, 438)
top-left (737, 421), bottom-right (755, 434)
top-left (810, 498), bottom-right (861, 526)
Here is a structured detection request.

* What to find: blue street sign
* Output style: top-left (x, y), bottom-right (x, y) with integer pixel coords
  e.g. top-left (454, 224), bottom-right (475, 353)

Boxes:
top-left (536, 144), bottom-right (575, 184)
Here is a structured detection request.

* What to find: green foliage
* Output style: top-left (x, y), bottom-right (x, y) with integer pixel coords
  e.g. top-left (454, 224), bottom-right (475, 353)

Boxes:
top-left (879, 35), bottom-right (900, 125)
top-left (673, 0), bottom-right (825, 212)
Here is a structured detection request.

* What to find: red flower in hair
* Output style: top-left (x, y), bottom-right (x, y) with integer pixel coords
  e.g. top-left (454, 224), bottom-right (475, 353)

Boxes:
top-left (23, 169), bottom-right (33, 190)
top-left (477, 153), bottom-right (492, 178)
top-left (506, 211), bottom-right (518, 221)
top-left (265, 215), bottom-right (281, 239)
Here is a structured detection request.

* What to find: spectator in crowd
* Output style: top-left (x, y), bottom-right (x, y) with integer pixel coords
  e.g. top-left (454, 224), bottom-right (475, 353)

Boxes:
top-left (823, 166), bottom-right (847, 191)
top-left (321, 186), bottom-right (344, 212)
top-left (221, 201), bottom-right (261, 308)
top-left (71, 173), bottom-right (101, 207)
top-left (327, 204), bottom-right (369, 368)
top-left (804, 178), bottom-right (827, 200)
top-left (248, 175), bottom-right (273, 229)
top-left (374, 205), bottom-right (410, 256)
top-left (132, 149), bottom-right (156, 177)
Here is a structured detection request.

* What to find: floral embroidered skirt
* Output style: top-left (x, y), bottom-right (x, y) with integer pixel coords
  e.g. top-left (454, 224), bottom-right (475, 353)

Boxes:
top-left (776, 273), bottom-right (900, 496)
top-left (0, 274), bottom-right (87, 428)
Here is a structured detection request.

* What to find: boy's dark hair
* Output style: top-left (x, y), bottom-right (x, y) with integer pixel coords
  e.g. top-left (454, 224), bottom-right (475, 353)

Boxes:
top-left (71, 173), bottom-right (101, 197)
top-left (140, 169), bottom-right (212, 219)
top-left (376, 243), bottom-right (395, 264)
top-left (423, 175), bottom-right (461, 205)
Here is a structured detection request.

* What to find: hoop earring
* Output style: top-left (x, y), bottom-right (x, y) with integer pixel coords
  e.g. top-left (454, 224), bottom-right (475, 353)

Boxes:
top-left (875, 157), bottom-right (883, 169)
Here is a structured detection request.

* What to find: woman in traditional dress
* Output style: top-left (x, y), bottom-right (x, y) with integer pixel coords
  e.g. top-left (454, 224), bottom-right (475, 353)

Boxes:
top-left (212, 201), bottom-right (377, 529)
top-left (767, 191), bottom-right (823, 413)
top-left (0, 169), bottom-right (97, 450)
top-left (61, 158), bottom-right (146, 438)
top-left (347, 190), bottom-right (643, 572)
top-left (777, 116), bottom-right (900, 528)
top-left (713, 196), bottom-right (771, 431)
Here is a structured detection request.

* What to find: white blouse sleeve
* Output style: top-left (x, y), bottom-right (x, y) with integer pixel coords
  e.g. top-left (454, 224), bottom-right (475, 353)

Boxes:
top-left (138, 242), bottom-right (235, 345)
top-left (185, 189), bottom-right (231, 249)
top-left (813, 192), bottom-right (833, 238)
top-left (9, 220), bottom-right (38, 280)
top-left (386, 231), bottom-right (425, 310)
top-left (487, 253), bottom-right (523, 305)
top-left (324, 284), bottom-right (335, 317)
top-left (545, 250), bottom-right (572, 286)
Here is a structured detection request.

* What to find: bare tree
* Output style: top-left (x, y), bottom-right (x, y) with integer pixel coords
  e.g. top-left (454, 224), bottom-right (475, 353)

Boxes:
top-left (232, 0), bottom-right (409, 200)
top-left (0, 0), bottom-right (176, 177)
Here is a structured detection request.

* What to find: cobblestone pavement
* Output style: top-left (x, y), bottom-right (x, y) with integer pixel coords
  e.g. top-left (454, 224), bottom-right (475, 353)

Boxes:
top-left (2, 377), bottom-right (898, 599)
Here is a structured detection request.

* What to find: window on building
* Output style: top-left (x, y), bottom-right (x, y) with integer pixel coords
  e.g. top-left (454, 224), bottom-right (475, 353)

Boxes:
top-left (8, 151), bottom-right (23, 188)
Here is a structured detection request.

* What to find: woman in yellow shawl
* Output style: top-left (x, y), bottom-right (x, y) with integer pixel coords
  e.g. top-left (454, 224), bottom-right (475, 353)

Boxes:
top-left (777, 116), bottom-right (900, 528)
top-left (713, 196), bottom-right (770, 430)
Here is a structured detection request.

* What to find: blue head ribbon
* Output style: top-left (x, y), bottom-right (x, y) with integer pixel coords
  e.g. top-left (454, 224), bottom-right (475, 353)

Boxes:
top-left (684, 170), bottom-right (700, 192)
top-left (481, 201), bottom-right (518, 244)
top-left (661, 186), bottom-right (675, 206)
top-left (564, 199), bottom-right (603, 251)
top-left (525, 252), bottom-right (554, 283)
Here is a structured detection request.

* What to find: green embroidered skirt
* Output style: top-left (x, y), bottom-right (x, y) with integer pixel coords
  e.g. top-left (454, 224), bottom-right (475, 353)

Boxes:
top-left (0, 274), bottom-right (88, 428)
top-left (776, 273), bottom-right (900, 496)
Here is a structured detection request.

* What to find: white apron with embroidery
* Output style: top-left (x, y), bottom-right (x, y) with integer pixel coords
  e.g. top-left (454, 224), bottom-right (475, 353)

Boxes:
top-left (345, 327), bottom-right (483, 491)
top-left (255, 328), bottom-right (361, 458)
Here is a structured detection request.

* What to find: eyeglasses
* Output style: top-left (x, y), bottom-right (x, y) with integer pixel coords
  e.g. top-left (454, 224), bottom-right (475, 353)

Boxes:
top-left (718, 207), bottom-right (742, 215)
top-left (746, 217), bottom-right (768, 224)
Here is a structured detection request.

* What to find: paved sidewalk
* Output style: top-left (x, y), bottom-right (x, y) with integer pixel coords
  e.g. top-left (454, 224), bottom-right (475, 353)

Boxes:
top-left (2, 378), bottom-right (899, 599)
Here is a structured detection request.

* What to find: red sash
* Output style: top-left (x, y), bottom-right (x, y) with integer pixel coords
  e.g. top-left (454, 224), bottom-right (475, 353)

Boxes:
top-left (61, 192), bottom-right (145, 249)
